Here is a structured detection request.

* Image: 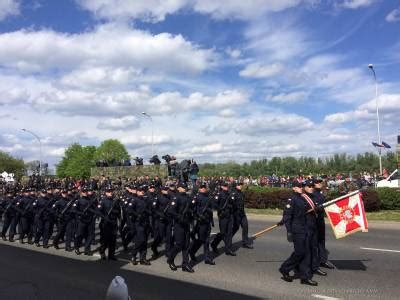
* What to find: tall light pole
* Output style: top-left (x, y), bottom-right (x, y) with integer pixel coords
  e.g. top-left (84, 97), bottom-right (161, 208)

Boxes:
top-left (21, 128), bottom-right (42, 176)
top-left (141, 112), bottom-right (154, 157)
top-left (368, 64), bottom-right (383, 175)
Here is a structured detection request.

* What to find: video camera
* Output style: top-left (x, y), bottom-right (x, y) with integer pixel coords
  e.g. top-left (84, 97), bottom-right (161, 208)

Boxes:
top-left (149, 155), bottom-right (161, 165)
top-left (162, 154), bottom-right (172, 164)
top-left (134, 157), bottom-right (143, 166)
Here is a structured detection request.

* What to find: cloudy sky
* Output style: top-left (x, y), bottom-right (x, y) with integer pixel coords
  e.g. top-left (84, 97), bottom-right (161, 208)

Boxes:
top-left (0, 0), bottom-right (399, 169)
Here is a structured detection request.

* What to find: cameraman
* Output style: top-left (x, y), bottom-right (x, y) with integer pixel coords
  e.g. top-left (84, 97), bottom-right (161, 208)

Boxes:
top-left (189, 160), bottom-right (199, 188)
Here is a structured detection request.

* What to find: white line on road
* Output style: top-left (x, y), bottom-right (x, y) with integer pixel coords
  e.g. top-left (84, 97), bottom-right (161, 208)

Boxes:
top-left (312, 294), bottom-right (341, 300)
top-left (360, 247), bottom-right (400, 253)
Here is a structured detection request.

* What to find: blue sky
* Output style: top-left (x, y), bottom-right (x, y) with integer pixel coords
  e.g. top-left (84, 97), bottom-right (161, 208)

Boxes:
top-left (0, 0), bottom-right (399, 169)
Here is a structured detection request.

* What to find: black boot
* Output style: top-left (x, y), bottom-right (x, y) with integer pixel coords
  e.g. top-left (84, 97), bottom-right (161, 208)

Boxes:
top-left (131, 257), bottom-right (138, 265)
top-left (301, 279), bottom-right (318, 286)
top-left (182, 265), bottom-right (195, 273)
top-left (140, 259), bottom-right (151, 265)
top-left (225, 251), bottom-right (236, 256)
top-left (314, 269), bottom-right (327, 276)
top-left (320, 261), bottom-right (335, 269)
top-left (205, 260), bottom-right (215, 265)
top-left (75, 248), bottom-right (81, 255)
top-left (168, 260), bottom-right (178, 271)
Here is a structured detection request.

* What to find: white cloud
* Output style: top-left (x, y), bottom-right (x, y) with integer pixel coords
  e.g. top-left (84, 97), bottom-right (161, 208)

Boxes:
top-left (239, 62), bottom-right (284, 78)
top-left (77, 0), bottom-right (318, 22)
top-left (0, 0), bottom-right (19, 21)
top-left (339, 0), bottom-right (378, 10)
top-left (324, 93), bottom-right (400, 124)
top-left (219, 108), bottom-right (236, 118)
top-left (386, 7), bottom-right (400, 23)
top-left (267, 91), bottom-right (309, 103)
top-left (97, 116), bottom-right (141, 131)
top-left (76, 0), bottom-right (187, 22)
top-left (225, 47), bottom-right (241, 59)
top-left (0, 23), bottom-right (215, 75)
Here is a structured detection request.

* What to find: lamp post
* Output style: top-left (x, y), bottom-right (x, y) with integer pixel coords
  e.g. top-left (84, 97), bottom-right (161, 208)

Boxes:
top-left (368, 64), bottom-right (382, 175)
top-left (21, 128), bottom-right (42, 176)
top-left (141, 112), bottom-right (154, 158)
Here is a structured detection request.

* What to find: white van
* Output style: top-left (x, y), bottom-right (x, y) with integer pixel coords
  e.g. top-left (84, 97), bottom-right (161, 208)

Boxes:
top-left (377, 169), bottom-right (399, 188)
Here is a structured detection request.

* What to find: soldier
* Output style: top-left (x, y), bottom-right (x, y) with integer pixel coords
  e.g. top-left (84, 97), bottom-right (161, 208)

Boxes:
top-left (18, 188), bottom-right (35, 244)
top-left (130, 185), bottom-right (151, 266)
top-left (150, 185), bottom-right (169, 260)
top-left (147, 184), bottom-right (158, 240)
top-left (167, 183), bottom-right (194, 273)
top-left (279, 181), bottom-right (318, 286)
top-left (313, 179), bottom-right (335, 269)
top-left (74, 185), bottom-right (96, 255)
top-left (98, 185), bottom-right (121, 260)
top-left (189, 183), bottom-right (215, 265)
top-left (231, 182), bottom-right (253, 249)
top-left (53, 188), bottom-right (76, 252)
top-left (211, 182), bottom-right (236, 256)
top-left (122, 184), bottom-right (137, 251)
top-left (303, 180), bottom-right (327, 277)
top-left (1, 189), bottom-right (17, 242)
top-left (33, 187), bottom-right (54, 248)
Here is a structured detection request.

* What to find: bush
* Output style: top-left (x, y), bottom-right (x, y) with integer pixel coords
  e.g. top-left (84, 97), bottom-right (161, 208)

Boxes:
top-left (243, 186), bottom-right (290, 209)
top-left (377, 188), bottom-right (400, 210)
top-left (243, 186), bottom-right (384, 212)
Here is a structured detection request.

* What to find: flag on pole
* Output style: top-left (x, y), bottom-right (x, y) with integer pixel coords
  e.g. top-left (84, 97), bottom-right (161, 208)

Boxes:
top-left (324, 192), bottom-right (368, 239)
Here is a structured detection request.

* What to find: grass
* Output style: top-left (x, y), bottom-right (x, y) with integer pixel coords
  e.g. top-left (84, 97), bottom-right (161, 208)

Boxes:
top-left (245, 208), bottom-right (400, 222)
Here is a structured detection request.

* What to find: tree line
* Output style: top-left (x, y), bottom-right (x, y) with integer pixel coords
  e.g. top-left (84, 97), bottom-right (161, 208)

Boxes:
top-left (1, 138), bottom-right (398, 179)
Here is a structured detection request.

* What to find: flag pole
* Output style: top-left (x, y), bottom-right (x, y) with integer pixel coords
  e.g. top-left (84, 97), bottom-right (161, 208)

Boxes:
top-left (307, 190), bottom-right (360, 213)
top-left (251, 224), bottom-right (279, 239)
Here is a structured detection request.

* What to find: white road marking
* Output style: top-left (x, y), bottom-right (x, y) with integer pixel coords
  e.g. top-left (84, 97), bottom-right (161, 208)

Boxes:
top-left (312, 294), bottom-right (341, 300)
top-left (360, 247), bottom-right (400, 253)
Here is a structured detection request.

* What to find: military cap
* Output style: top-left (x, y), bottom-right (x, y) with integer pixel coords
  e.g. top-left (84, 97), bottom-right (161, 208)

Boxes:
top-left (303, 179), bottom-right (315, 187)
top-left (177, 182), bottom-right (187, 189)
top-left (292, 181), bottom-right (303, 188)
top-left (199, 182), bottom-right (207, 189)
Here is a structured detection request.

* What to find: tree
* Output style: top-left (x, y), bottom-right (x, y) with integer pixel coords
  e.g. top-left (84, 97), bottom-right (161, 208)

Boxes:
top-left (0, 151), bottom-right (25, 179)
top-left (94, 139), bottom-right (129, 166)
top-left (56, 144), bottom-right (96, 178)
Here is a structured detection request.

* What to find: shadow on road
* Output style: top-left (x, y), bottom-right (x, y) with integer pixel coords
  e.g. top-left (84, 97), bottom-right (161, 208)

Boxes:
top-left (0, 243), bottom-right (265, 300)
top-left (330, 259), bottom-right (370, 271)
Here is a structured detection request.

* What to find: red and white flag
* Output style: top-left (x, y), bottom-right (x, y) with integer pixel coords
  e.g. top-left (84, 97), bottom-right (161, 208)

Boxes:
top-left (324, 192), bottom-right (368, 239)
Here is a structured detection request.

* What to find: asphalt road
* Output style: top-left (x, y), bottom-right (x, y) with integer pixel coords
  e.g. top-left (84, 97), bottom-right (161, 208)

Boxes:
top-left (0, 216), bottom-right (399, 300)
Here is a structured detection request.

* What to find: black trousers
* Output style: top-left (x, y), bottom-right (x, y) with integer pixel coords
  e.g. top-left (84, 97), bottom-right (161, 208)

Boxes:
top-left (316, 220), bottom-right (328, 264)
top-left (169, 222), bottom-right (190, 266)
top-left (151, 219), bottom-right (167, 253)
top-left (189, 221), bottom-right (212, 261)
top-left (53, 219), bottom-right (75, 249)
top-left (19, 215), bottom-right (34, 241)
top-left (211, 215), bottom-right (233, 253)
top-left (34, 217), bottom-right (52, 246)
top-left (232, 213), bottom-right (251, 245)
top-left (99, 220), bottom-right (118, 258)
top-left (132, 222), bottom-right (149, 260)
top-left (280, 232), bottom-right (313, 280)
top-left (2, 214), bottom-right (18, 239)
top-left (75, 219), bottom-right (95, 251)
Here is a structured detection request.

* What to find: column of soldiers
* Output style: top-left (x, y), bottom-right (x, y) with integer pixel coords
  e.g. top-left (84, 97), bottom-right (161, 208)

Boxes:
top-left (0, 179), bottom-right (253, 273)
top-left (278, 179), bottom-right (335, 286)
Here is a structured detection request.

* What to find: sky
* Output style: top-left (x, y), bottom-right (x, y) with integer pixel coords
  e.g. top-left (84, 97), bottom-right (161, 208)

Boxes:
top-left (0, 0), bottom-right (399, 170)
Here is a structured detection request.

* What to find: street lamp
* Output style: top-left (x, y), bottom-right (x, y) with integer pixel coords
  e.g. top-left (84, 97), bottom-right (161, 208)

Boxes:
top-left (141, 112), bottom-right (154, 157)
top-left (21, 128), bottom-right (42, 176)
top-left (368, 64), bottom-right (383, 175)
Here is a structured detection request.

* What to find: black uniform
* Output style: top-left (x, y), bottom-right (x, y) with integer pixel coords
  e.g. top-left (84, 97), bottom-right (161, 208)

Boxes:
top-left (18, 193), bottom-right (35, 243)
top-left (189, 191), bottom-right (214, 263)
top-left (313, 189), bottom-right (328, 265)
top-left (168, 191), bottom-right (192, 269)
top-left (151, 190), bottom-right (171, 258)
top-left (98, 194), bottom-right (121, 259)
top-left (1, 195), bottom-right (18, 241)
top-left (279, 192), bottom-right (316, 281)
top-left (231, 188), bottom-right (252, 247)
top-left (211, 188), bottom-right (235, 255)
top-left (131, 194), bottom-right (151, 262)
top-left (52, 194), bottom-right (76, 250)
top-left (74, 194), bottom-right (96, 254)
top-left (33, 194), bottom-right (55, 247)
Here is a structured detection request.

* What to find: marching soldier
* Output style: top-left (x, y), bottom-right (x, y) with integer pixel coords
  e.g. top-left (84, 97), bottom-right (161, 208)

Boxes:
top-left (167, 183), bottom-right (194, 273)
top-left (150, 185), bottom-right (170, 260)
top-left (279, 181), bottom-right (318, 286)
top-left (74, 185), bottom-right (96, 255)
top-left (189, 183), bottom-right (215, 265)
top-left (1, 189), bottom-right (17, 242)
top-left (33, 187), bottom-right (54, 248)
top-left (130, 185), bottom-right (151, 266)
top-left (53, 188), bottom-right (76, 251)
top-left (231, 182), bottom-right (253, 249)
top-left (313, 179), bottom-right (335, 269)
top-left (18, 188), bottom-right (35, 244)
top-left (98, 185), bottom-right (121, 260)
top-left (211, 182), bottom-right (236, 256)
